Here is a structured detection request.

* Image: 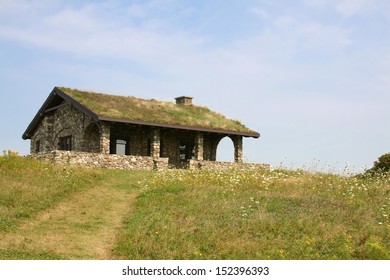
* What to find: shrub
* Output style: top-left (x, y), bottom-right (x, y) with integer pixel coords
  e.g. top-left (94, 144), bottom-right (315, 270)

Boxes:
top-left (367, 153), bottom-right (390, 174)
top-left (1, 150), bottom-right (19, 157)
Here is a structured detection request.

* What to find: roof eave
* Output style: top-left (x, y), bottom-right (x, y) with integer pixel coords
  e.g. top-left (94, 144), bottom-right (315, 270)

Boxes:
top-left (22, 87), bottom-right (100, 140)
top-left (22, 88), bottom-right (58, 140)
top-left (97, 115), bottom-right (260, 138)
top-left (54, 87), bottom-right (99, 121)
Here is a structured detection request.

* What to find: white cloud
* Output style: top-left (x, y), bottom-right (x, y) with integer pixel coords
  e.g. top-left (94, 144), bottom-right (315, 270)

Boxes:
top-left (304, 0), bottom-right (390, 18)
top-left (0, 1), bottom-right (204, 64)
top-left (251, 7), bottom-right (270, 19)
top-left (336, 0), bottom-right (377, 17)
top-left (1, 0), bottom-right (389, 170)
top-left (270, 17), bottom-right (351, 53)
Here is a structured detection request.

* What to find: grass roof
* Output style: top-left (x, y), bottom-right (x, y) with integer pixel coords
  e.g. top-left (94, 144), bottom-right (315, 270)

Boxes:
top-left (59, 87), bottom-right (258, 135)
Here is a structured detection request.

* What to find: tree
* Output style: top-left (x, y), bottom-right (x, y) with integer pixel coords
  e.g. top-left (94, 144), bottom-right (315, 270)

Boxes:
top-left (367, 153), bottom-right (390, 174)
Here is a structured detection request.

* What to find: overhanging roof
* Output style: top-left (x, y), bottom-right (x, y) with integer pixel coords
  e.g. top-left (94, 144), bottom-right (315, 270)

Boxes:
top-left (23, 87), bottom-right (261, 139)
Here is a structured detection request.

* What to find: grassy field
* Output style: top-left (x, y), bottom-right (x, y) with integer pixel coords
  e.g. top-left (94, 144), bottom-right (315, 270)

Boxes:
top-left (0, 155), bottom-right (389, 260)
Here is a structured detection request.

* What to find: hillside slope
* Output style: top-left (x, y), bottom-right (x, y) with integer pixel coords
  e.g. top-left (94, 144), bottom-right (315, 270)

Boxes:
top-left (1, 155), bottom-right (389, 260)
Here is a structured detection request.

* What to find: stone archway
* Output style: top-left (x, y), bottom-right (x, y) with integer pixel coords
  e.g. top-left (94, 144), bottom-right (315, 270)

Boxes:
top-left (216, 136), bottom-right (235, 162)
top-left (214, 135), bottom-right (243, 163)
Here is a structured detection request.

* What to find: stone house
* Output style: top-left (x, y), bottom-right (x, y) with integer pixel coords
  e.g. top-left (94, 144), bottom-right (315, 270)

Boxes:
top-left (22, 87), bottom-right (263, 170)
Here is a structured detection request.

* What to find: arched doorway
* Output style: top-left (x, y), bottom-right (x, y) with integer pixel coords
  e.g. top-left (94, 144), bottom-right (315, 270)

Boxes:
top-left (216, 136), bottom-right (235, 162)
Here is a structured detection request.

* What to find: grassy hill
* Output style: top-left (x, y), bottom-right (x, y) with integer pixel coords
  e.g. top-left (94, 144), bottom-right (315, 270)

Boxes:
top-left (0, 155), bottom-right (389, 260)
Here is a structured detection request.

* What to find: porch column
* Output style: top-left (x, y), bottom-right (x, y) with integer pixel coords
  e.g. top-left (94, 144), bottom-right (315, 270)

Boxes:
top-left (100, 123), bottom-right (110, 154)
top-left (150, 128), bottom-right (161, 158)
top-left (232, 135), bottom-right (243, 163)
top-left (194, 132), bottom-right (204, 161)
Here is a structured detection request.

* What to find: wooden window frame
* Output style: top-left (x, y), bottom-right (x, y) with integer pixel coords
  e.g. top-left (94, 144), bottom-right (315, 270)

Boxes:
top-left (59, 136), bottom-right (72, 151)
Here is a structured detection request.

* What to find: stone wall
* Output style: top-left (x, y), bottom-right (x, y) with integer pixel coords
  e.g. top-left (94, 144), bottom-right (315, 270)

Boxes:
top-left (33, 150), bottom-right (169, 171)
top-left (187, 159), bottom-right (270, 171)
top-left (32, 151), bottom-right (269, 172)
top-left (31, 104), bottom-right (96, 154)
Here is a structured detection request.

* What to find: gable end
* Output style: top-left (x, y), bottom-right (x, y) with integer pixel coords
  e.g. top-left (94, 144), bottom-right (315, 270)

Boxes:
top-left (22, 87), bottom-right (99, 139)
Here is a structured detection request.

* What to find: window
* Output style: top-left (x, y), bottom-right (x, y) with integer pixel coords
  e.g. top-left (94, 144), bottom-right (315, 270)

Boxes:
top-left (35, 140), bottom-right (40, 153)
top-left (179, 143), bottom-right (186, 160)
top-left (179, 142), bottom-right (195, 160)
top-left (116, 139), bottom-right (127, 155)
top-left (59, 136), bottom-right (72, 151)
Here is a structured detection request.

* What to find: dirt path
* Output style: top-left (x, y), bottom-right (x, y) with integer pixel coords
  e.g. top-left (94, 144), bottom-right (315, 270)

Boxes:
top-left (0, 180), bottom-right (137, 259)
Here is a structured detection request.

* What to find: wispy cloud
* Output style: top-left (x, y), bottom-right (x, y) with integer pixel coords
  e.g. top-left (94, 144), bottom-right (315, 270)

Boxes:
top-left (0, 1), bottom-right (204, 64)
top-left (305, 0), bottom-right (390, 17)
top-left (1, 0), bottom-right (389, 169)
top-left (336, 0), bottom-right (379, 17)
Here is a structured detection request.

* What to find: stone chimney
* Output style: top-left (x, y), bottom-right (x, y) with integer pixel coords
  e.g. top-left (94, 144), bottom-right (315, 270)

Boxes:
top-left (175, 96), bottom-right (193, 106)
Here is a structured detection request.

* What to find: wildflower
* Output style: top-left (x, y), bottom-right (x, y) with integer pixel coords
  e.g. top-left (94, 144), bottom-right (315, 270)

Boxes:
top-left (194, 251), bottom-right (203, 257)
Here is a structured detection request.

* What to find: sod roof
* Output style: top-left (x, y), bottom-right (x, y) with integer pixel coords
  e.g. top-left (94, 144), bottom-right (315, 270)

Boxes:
top-left (23, 87), bottom-right (260, 139)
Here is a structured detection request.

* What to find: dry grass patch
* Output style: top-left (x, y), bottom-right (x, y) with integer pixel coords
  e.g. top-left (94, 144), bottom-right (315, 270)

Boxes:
top-left (0, 156), bottom-right (152, 260)
top-left (0, 155), bottom-right (100, 232)
top-left (0, 183), bottom-right (136, 259)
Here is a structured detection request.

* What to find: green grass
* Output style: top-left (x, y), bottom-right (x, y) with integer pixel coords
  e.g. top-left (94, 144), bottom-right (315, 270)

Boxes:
top-left (0, 249), bottom-right (64, 260)
top-left (113, 169), bottom-right (390, 260)
top-left (1, 155), bottom-right (389, 260)
top-left (0, 154), bottom-right (101, 233)
top-left (60, 87), bottom-right (256, 134)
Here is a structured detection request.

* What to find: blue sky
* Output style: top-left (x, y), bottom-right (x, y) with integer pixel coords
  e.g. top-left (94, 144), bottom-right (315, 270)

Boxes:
top-left (1, 0), bottom-right (389, 172)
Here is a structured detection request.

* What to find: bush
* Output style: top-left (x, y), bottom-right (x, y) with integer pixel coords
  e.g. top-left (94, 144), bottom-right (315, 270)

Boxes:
top-left (367, 153), bottom-right (390, 174)
top-left (1, 150), bottom-right (19, 157)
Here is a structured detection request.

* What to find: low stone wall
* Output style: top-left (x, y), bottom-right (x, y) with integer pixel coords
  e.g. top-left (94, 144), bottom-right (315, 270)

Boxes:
top-left (32, 151), bottom-right (169, 171)
top-left (187, 160), bottom-right (270, 171)
top-left (31, 151), bottom-right (269, 172)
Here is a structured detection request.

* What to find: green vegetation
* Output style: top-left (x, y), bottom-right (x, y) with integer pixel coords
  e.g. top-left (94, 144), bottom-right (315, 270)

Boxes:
top-left (60, 87), bottom-right (256, 134)
top-left (366, 153), bottom-right (390, 174)
top-left (0, 153), bottom-right (153, 259)
top-left (1, 155), bottom-right (389, 260)
top-left (0, 151), bottom-right (101, 233)
top-left (114, 169), bottom-right (390, 260)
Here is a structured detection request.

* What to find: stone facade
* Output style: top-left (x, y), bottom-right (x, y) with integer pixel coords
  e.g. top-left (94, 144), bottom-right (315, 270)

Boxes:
top-left (32, 151), bottom-right (269, 172)
top-left (31, 104), bottom-right (96, 154)
top-left (28, 98), bottom-right (263, 171)
top-left (175, 96), bottom-right (193, 106)
top-left (187, 159), bottom-right (270, 171)
top-left (33, 150), bottom-right (169, 171)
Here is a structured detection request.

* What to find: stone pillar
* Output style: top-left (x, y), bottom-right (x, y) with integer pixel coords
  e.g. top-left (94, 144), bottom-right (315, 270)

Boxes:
top-left (210, 135), bottom-right (224, 162)
top-left (100, 123), bottom-right (110, 154)
top-left (232, 136), bottom-right (243, 163)
top-left (194, 132), bottom-right (204, 161)
top-left (150, 128), bottom-right (161, 158)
